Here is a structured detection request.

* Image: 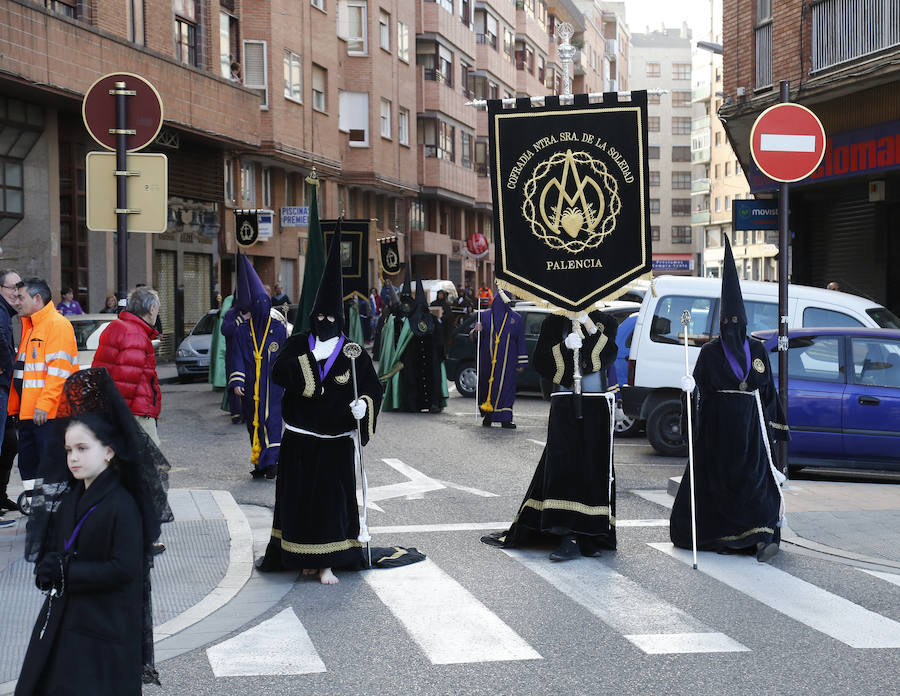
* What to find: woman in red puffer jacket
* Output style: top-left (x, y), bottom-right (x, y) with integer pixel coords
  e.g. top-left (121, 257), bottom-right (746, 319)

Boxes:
top-left (92, 287), bottom-right (162, 442)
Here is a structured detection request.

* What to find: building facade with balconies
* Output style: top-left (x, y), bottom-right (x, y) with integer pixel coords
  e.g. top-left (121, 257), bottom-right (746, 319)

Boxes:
top-left (694, 0), bottom-right (760, 280)
top-left (630, 26), bottom-right (698, 275)
top-left (721, 0), bottom-right (900, 313)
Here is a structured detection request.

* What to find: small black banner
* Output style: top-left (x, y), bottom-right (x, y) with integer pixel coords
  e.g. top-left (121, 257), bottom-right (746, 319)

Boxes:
top-left (322, 218), bottom-right (369, 301)
top-left (488, 92), bottom-right (652, 313)
top-left (234, 210), bottom-right (259, 248)
top-left (378, 236), bottom-right (403, 276)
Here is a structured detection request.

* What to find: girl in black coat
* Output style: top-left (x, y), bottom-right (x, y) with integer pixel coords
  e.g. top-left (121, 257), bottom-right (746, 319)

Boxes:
top-left (17, 369), bottom-right (171, 695)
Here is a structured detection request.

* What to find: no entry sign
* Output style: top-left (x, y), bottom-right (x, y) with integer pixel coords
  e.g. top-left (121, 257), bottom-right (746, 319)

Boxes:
top-left (750, 103), bottom-right (826, 183)
top-left (82, 73), bottom-right (164, 152)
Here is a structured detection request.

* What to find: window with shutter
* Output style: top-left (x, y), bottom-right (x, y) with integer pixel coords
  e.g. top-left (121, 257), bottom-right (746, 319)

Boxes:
top-left (242, 40), bottom-right (269, 107)
top-left (312, 64), bottom-right (327, 111)
top-left (339, 91), bottom-right (369, 146)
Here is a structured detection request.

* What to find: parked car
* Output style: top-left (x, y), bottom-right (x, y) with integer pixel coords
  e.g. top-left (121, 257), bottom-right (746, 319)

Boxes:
top-left (177, 306), bottom-right (293, 381)
top-left (752, 327), bottom-right (900, 474)
top-left (176, 310), bottom-right (219, 381)
top-left (70, 314), bottom-right (114, 367)
top-left (445, 300), bottom-right (641, 400)
top-left (622, 275), bottom-right (900, 456)
top-left (613, 312), bottom-right (642, 436)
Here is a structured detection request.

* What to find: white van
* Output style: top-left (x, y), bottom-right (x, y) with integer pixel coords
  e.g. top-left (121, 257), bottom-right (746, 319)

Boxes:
top-left (622, 275), bottom-right (900, 456)
top-left (419, 279), bottom-right (458, 305)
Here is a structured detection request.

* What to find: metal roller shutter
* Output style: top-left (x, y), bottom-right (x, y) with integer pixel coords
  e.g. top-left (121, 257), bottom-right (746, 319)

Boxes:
top-left (183, 252), bottom-right (212, 328)
top-left (154, 250), bottom-right (177, 359)
top-left (804, 188), bottom-right (879, 300)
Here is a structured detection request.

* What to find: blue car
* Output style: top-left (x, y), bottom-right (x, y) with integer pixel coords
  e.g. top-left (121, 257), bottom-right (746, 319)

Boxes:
top-left (752, 327), bottom-right (900, 474)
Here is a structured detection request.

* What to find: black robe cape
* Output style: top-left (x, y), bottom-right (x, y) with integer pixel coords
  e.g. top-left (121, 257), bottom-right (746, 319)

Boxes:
top-left (17, 469), bottom-right (144, 696)
top-left (259, 332), bottom-right (383, 570)
top-left (395, 315), bottom-right (446, 413)
top-left (670, 337), bottom-right (789, 552)
top-left (485, 311), bottom-right (619, 552)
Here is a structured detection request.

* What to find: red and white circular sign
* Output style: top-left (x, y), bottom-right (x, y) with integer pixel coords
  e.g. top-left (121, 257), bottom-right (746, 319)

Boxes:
top-left (750, 103), bottom-right (826, 183)
top-left (82, 73), bottom-right (164, 152)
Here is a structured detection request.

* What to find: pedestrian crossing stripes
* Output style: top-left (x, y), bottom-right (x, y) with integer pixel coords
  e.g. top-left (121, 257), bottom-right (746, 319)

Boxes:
top-left (362, 559), bottom-right (542, 664)
top-left (504, 548), bottom-right (748, 654)
top-left (650, 542), bottom-right (900, 649)
top-left (206, 608), bottom-right (326, 677)
top-left (205, 546), bottom-right (900, 678)
top-left (859, 568), bottom-right (900, 589)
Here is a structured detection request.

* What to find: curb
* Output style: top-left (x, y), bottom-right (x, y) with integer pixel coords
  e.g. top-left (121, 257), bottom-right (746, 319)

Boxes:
top-left (153, 491), bottom-right (253, 642)
top-left (657, 476), bottom-right (900, 570)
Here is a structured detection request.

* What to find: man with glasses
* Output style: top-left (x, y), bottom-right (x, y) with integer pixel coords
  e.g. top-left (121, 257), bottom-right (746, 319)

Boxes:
top-left (0, 270), bottom-right (21, 526)
top-left (7, 278), bottom-right (79, 485)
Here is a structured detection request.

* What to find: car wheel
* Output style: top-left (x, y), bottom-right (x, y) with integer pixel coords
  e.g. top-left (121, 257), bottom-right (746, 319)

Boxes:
top-left (614, 412), bottom-right (643, 438)
top-left (455, 363), bottom-right (477, 398)
top-left (16, 490), bottom-right (31, 516)
top-left (646, 400), bottom-right (687, 456)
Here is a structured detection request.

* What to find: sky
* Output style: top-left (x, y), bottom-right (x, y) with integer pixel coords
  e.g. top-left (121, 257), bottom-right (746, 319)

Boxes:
top-left (622, 0), bottom-right (713, 40)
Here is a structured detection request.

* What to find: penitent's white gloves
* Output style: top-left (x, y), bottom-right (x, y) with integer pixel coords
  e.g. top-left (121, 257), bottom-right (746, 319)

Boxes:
top-left (680, 375), bottom-right (696, 393)
top-left (564, 333), bottom-right (583, 350)
top-left (350, 399), bottom-right (367, 420)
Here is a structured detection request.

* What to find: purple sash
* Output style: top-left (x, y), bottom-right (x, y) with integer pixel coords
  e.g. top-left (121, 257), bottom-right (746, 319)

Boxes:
top-left (64, 504), bottom-right (98, 553)
top-left (722, 339), bottom-right (751, 385)
top-left (308, 334), bottom-right (345, 379)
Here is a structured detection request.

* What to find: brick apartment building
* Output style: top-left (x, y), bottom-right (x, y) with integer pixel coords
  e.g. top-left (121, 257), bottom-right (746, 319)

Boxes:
top-left (720, 0), bottom-right (900, 314)
top-left (0, 0), bottom-right (629, 355)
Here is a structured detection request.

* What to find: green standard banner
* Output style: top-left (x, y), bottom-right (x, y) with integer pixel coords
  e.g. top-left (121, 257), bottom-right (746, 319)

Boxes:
top-left (488, 92), bottom-right (653, 314)
top-left (322, 218), bottom-right (369, 301)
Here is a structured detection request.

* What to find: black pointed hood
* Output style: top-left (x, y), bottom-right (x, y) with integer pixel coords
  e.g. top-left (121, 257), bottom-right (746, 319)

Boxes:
top-left (395, 267), bottom-right (415, 318)
top-left (310, 218), bottom-right (345, 340)
top-left (409, 273), bottom-right (435, 336)
top-left (720, 233), bottom-right (748, 371)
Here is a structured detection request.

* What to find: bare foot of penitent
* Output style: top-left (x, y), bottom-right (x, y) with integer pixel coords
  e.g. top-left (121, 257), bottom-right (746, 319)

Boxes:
top-left (319, 568), bottom-right (338, 585)
top-left (302, 568), bottom-right (317, 576)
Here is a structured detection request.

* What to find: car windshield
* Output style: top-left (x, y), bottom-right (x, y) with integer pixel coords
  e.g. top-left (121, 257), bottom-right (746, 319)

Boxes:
top-left (71, 319), bottom-right (109, 350)
top-left (867, 307), bottom-right (900, 330)
top-left (192, 312), bottom-right (218, 335)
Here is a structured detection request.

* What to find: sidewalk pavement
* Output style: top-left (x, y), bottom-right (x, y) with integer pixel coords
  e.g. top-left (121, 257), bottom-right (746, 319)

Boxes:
top-left (0, 488), bottom-right (291, 694)
top-left (660, 476), bottom-right (900, 568)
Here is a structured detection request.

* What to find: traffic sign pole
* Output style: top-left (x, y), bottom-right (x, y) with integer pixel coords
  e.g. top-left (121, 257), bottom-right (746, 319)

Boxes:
top-left (114, 80), bottom-right (131, 303)
top-left (777, 80), bottom-right (790, 480)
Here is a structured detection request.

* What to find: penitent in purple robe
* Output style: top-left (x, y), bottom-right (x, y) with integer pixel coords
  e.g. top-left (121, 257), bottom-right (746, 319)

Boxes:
top-left (476, 295), bottom-right (527, 423)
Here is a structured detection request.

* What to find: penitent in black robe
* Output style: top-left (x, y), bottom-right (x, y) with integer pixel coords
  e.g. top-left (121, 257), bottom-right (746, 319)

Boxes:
top-left (485, 311), bottom-right (619, 553)
top-left (258, 332), bottom-right (383, 571)
top-left (670, 336), bottom-right (789, 552)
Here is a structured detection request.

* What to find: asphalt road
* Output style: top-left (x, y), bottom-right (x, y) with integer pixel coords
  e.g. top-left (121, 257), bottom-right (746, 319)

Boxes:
top-left (153, 377), bottom-right (900, 696)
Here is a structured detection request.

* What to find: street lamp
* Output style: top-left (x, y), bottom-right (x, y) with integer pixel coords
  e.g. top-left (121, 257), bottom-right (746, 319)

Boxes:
top-left (696, 41), bottom-right (723, 55)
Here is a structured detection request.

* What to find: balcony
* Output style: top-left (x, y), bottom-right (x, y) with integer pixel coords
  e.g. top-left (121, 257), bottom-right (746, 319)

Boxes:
top-left (811, 0), bottom-right (900, 73)
top-left (692, 210), bottom-right (711, 225)
top-left (691, 179), bottom-right (710, 195)
top-left (692, 146), bottom-right (710, 164)
top-left (604, 38), bottom-right (617, 56)
top-left (691, 116), bottom-right (710, 133)
top-left (692, 83), bottom-right (711, 101)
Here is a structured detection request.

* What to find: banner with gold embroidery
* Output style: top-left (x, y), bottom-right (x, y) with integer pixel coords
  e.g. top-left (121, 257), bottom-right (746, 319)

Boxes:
top-left (377, 235), bottom-right (403, 276)
top-left (322, 218), bottom-right (369, 302)
top-left (488, 92), bottom-right (652, 314)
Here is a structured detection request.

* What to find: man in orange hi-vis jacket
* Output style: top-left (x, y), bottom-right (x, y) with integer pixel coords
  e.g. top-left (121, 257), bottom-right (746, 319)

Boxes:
top-left (8, 277), bottom-right (78, 483)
